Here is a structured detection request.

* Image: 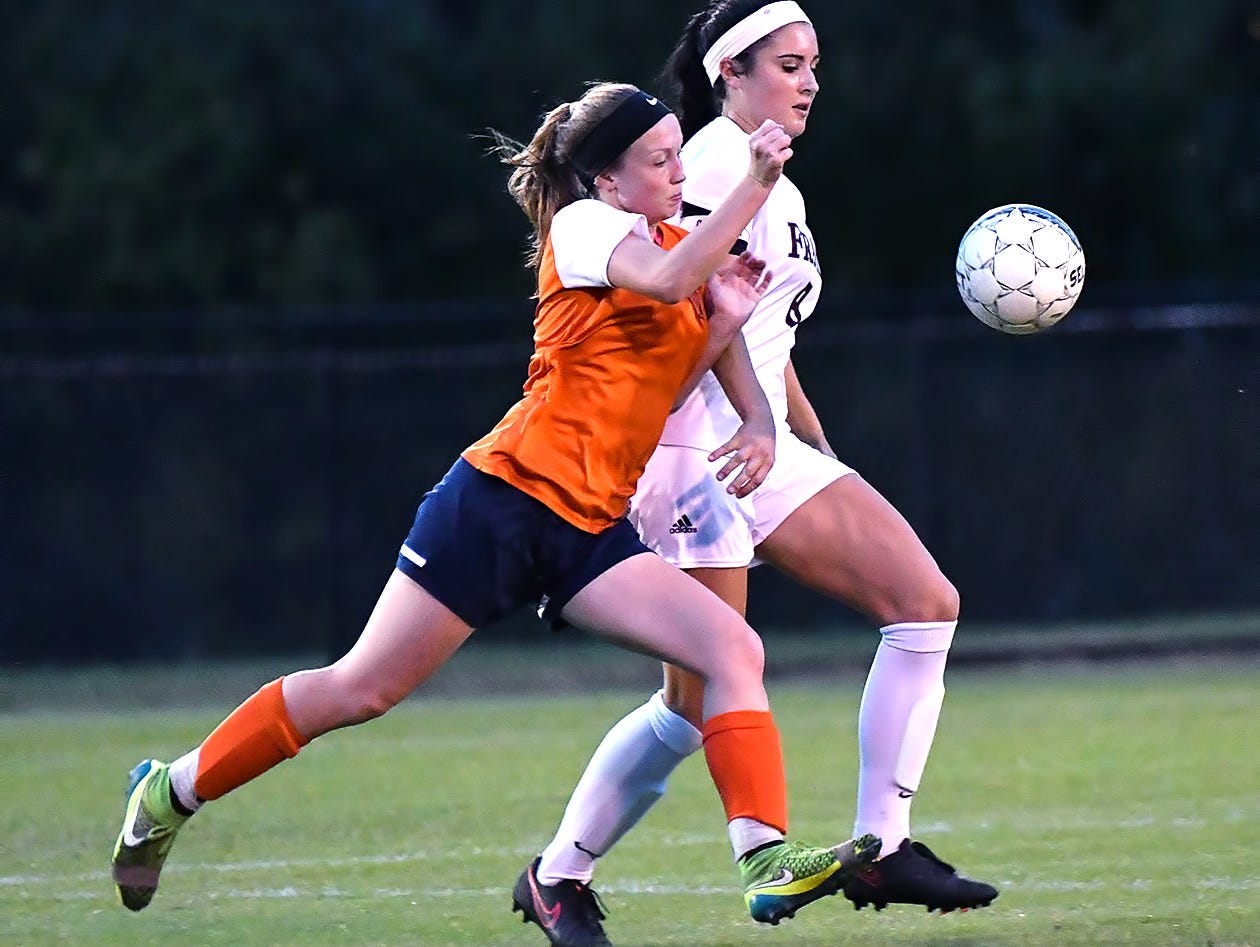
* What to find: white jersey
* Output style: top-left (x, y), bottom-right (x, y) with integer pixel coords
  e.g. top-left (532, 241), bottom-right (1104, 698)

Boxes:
top-left (630, 117), bottom-right (852, 568)
top-left (660, 116), bottom-right (822, 449)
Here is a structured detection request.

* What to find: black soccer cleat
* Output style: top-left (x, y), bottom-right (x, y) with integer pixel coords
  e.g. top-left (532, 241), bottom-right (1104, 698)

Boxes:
top-left (843, 838), bottom-right (999, 913)
top-left (511, 857), bottom-right (613, 947)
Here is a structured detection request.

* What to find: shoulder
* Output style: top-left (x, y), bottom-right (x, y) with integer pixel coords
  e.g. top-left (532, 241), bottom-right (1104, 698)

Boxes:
top-left (550, 200), bottom-right (651, 289)
top-left (683, 116), bottom-right (748, 164)
top-left (681, 118), bottom-right (749, 208)
top-left (552, 199), bottom-right (648, 237)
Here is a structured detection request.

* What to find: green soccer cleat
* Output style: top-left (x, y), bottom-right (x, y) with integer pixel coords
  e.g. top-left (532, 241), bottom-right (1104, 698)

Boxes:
top-left (111, 759), bottom-right (189, 911)
top-left (740, 834), bottom-right (881, 925)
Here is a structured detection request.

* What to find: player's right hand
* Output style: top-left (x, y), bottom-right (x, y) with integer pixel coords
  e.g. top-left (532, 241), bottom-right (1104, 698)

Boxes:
top-left (709, 415), bottom-right (776, 498)
top-left (747, 120), bottom-right (793, 189)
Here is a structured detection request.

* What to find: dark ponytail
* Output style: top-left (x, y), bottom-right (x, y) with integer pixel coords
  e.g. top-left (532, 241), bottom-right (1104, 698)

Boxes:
top-left (660, 13), bottom-right (720, 140)
top-left (659, 0), bottom-right (782, 141)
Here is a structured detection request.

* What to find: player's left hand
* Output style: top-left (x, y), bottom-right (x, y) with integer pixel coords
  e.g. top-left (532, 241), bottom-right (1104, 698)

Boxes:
top-left (709, 416), bottom-right (776, 497)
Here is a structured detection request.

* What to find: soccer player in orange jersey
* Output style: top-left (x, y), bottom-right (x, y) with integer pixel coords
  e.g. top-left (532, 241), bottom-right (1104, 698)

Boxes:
top-left (110, 81), bottom-right (878, 942)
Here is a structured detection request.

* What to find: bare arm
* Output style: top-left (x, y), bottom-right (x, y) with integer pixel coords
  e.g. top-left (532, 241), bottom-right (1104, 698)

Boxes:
top-left (707, 332), bottom-right (775, 497)
top-left (784, 357), bottom-right (836, 459)
top-left (605, 121), bottom-right (792, 303)
top-left (711, 332), bottom-right (772, 430)
top-left (671, 252), bottom-right (776, 498)
top-left (672, 311), bottom-right (745, 409)
top-left (673, 252), bottom-right (770, 406)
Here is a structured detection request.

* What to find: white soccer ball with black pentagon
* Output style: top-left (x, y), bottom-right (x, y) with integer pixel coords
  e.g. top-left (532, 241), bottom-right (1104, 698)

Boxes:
top-left (955, 204), bottom-right (1085, 333)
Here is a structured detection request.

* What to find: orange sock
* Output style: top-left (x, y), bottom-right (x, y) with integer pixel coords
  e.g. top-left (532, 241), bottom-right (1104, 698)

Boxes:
top-left (194, 678), bottom-right (309, 801)
top-left (701, 709), bottom-right (788, 834)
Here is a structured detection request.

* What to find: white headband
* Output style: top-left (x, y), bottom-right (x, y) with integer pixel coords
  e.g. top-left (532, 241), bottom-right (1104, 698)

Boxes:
top-left (701, 1), bottom-right (812, 85)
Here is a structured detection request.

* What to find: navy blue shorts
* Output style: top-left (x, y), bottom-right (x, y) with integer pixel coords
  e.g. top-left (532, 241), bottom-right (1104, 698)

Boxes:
top-left (395, 458), bottom-right (651, 629)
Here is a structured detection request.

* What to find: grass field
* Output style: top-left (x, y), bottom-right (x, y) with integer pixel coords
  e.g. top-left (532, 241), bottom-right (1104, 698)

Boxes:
top-left (2, 658), bottom-right (1257, 946)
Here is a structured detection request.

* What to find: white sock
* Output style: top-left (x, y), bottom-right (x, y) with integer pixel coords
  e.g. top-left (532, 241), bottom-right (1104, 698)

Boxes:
top-left (537, 690), bottom-right (701, 885)
top-left (168, 748), bottom-right (205, 813)
top-left (853, 621), bottom-right (955, 857)
top-left (729, 818), bottom-right (785, 861)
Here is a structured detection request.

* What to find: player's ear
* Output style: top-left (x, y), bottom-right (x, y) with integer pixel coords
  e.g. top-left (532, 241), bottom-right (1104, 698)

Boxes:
top-left (718, 58), bottom-right (742, 86)
top-left (593, 170), bottom-right (616, 194)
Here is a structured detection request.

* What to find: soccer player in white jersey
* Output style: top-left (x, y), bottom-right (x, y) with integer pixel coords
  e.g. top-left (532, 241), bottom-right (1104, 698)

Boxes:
top-left (517, 4), bottom-right (997, 944)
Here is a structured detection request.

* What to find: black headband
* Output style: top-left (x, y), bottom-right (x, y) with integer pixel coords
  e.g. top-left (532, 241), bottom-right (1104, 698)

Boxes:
top-left (569, 90), bottom-right (673, 188)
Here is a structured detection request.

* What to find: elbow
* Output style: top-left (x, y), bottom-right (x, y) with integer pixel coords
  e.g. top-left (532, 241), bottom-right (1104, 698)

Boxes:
top-left (649, 268), bottom-right (698, 306)
top-left (655, 283), bottom-right (689, 305)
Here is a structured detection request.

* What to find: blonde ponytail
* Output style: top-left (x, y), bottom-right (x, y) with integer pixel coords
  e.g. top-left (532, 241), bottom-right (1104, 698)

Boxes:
top-left (489, 83), bottom-right (641, 270)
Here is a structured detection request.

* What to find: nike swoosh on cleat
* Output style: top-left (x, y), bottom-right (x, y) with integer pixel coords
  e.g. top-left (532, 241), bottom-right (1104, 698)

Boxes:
top-left (760, 867), bottom-right (794, 887)
top-left (527, 872), bottom-right (562, 929)
top-left (121, 824), bottom-right (149, 848)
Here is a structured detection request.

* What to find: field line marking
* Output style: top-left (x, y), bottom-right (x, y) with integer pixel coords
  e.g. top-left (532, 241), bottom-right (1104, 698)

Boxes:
top-left (6, 876), bottom-right (1257, 904)
top-left (3, 809), bottom-right (1253, 890)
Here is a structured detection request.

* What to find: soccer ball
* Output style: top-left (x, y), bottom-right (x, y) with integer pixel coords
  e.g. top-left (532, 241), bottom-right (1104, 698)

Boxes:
top-left (955, 204), bottom-right (1085, 334)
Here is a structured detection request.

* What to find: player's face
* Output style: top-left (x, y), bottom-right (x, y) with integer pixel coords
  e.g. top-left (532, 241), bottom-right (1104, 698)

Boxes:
top-left (597, 114), bottom-right (686, 225)
top-left (726, 22), bottom-right (820, 139)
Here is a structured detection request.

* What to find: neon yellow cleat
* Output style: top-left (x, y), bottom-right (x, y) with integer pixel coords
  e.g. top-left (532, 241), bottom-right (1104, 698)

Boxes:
top-left (110, 759), bottom-right (189, 911)
top-left (740, 834), bottom-right (881, 925)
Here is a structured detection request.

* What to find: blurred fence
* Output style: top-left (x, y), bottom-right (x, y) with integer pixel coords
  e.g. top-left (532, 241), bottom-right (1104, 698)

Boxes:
top-left (3, 293), bottom-right (1258, 664)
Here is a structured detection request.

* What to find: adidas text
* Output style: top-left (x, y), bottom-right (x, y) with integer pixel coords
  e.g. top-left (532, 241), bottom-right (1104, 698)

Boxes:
top-left (670, 514), bottom-right (698, 534)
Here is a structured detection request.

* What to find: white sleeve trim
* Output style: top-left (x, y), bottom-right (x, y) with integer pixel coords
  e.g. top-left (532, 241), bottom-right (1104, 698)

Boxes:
top-left (551, 200), bottom-right (652, 288)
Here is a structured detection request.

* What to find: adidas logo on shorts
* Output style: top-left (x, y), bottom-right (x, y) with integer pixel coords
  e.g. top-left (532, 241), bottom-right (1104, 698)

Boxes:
top-left (669, 513), bottom-right (698, 535)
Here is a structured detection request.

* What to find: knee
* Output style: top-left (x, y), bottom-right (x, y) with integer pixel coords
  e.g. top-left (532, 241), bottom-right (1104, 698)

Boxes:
top-left (928, 575), bottom-right (961, 623)
top-left (721, 618), bottom-right (765, 682)
top-left (686, 613), bottom-right (765, 689)
top-left (349, 689), bottom-right (399, 724)
top-left (880, 570), bottom-right (959, 625)
top-left (328, 668), bottom-right (407, 725)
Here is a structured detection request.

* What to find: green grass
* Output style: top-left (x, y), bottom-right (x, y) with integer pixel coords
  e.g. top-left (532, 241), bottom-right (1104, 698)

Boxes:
top-left (2, 662), bottom-right (1257, 946)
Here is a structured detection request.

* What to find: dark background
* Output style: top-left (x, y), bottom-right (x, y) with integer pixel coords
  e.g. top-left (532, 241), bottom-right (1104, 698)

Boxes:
top-left (3, 0), bottom-right (1257, 663)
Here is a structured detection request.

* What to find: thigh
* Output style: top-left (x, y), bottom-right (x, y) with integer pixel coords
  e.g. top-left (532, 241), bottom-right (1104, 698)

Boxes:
top-left (686, 566), bottom-right (749, 617)
top-left (560, 552), bottom-right (767, 715)
top-left (285, 569), bottom-right (474, 736)
top-left (756, 475), bottom-right (957, 625)
top-left (660, 566), bottom-right (749, 727)
top-left (335, 570), bottom-right (474, 693)
top-left (747, 431), bottom-right (856, 546)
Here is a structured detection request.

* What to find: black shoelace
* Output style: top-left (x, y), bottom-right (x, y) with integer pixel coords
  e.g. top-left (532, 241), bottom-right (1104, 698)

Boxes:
top-left (574, 883), bottom-right (608, 923)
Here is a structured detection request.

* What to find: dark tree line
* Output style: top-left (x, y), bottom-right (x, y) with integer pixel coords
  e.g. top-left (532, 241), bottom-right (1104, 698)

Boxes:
top-left (4, 0), bottom-right (1256, 314)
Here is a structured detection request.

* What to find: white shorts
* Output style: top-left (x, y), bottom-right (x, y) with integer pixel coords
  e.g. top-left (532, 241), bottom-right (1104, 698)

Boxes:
top-left (628, 430), bottom-right (856, 569)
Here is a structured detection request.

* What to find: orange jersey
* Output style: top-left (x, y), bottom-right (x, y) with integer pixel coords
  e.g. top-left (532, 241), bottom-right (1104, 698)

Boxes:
top-left (463, 203), bottom-right (707, 532)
